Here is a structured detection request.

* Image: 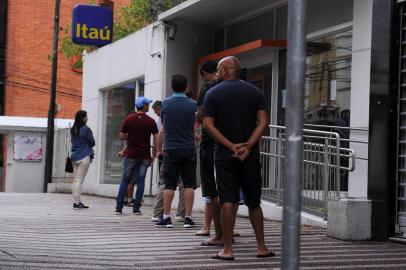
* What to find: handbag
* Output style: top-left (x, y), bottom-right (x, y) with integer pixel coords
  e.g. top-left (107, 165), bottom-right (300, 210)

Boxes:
top-left (65, 127), bottom-right (73, 173)
top-left (65, 156), bottom-right (73, 173)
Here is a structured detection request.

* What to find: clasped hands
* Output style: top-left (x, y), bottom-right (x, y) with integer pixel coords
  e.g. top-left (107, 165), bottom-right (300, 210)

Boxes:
top-left (231, 143), bottom-right (251, 161)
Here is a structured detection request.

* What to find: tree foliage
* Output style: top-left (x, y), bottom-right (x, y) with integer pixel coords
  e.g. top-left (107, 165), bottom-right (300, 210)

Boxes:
top-left (60, 0), bottom-right (186, 68)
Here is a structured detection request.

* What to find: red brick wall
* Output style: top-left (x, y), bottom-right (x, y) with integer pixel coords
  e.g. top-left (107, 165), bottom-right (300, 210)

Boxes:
top-left (5, 0), bottom-right (130, 119)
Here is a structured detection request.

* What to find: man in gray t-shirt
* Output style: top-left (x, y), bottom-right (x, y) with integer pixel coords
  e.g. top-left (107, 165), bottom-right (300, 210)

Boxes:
top-left (155, 74), bottom-right (197, 229)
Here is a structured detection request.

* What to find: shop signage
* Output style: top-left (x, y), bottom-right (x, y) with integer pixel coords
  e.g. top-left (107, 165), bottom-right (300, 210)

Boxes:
top-left (72, 5), bottom-right (113, 46)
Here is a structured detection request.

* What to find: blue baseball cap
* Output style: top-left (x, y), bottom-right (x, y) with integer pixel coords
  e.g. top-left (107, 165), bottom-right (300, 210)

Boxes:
top-left (135, 97), bottom-right (153, 109)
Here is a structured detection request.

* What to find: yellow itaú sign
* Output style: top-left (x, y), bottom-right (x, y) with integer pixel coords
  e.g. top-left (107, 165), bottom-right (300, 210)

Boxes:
top-left (72, 5), bottom-right (113, 46)
top-left (75, 24), bottom-right (111, 41)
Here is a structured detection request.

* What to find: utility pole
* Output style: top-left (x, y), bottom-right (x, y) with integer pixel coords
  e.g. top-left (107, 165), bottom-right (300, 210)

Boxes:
top-left (281, 0), bottom-right (307, 269)
top-left (44, 0), bottom-right (61, 192)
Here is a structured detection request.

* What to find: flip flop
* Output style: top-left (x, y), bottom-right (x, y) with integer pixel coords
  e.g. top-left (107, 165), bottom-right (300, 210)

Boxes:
top-left (212, 253), bottom-right (235, 261)
top-left (256, 251), bottom-right (276, 258)
top-left (195, 231), bottom-right (210, 236)
top-left (201, 240), bottom-right (223, 246)
top-left (232, 231), bottom-right (240, 237)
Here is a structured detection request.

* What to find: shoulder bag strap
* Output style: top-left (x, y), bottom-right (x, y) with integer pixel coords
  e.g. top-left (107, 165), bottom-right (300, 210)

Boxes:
top-left (67, 124), bottom-right (71, 157)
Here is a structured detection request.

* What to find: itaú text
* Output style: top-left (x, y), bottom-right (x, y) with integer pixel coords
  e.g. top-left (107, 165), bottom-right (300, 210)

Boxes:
top-left (76, 24), bottom-right (111, 41)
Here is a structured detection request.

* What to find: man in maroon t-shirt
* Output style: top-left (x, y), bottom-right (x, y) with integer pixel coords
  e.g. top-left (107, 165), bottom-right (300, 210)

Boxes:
top-left (115, 97), bottom-right (158, 215)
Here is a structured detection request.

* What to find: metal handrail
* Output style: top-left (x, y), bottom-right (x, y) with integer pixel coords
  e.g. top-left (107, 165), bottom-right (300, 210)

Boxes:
top-left (260, 124), bottom-right (358, 217)
top-left (304, 123), bottom-right (368, 132)
top-left (303, 123), bottom-right (369, 161)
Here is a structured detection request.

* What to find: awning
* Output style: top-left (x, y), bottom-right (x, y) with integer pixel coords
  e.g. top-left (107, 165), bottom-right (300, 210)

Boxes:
top-left (158, 0), bottom-right (281, 27)
top-left (0, 116), bottom-right (74, 132)
top-left (197, 39), bottom-right (287, 65)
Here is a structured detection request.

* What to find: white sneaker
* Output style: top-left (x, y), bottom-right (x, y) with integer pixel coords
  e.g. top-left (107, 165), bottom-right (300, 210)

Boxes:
top-left (175, 216), bottom-right (185, 222)
top-left (151, 216), bottom-right (161, 222)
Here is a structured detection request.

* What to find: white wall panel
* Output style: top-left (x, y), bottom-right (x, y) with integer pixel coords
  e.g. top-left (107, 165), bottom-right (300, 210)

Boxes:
top-left (348, 0), bottom-right (372, 198)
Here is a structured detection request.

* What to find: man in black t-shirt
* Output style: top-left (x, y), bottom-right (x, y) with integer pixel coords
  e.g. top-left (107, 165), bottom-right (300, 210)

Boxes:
top-left (203, 56), bottom-right (274, 260)
top-left (195, 60), bottom-right (223, 244)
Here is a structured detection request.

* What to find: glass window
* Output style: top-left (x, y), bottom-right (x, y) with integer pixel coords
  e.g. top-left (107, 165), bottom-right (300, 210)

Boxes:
top-left (277, 29), bottom-right (352, 192)
top-left (277, 29), bottom-right (352, 128)
top-left (307, 0), bottom-right (353, 34)
top-left (276, 5), bottom-right (288, 40)
top-left (246, 64), bottom-right (273, 110)
top-left (102, 78), bottom-right (145, 184)
top-left (276, 1), bottom-right (353, 39)
top-left (227, 11), bottom-right (274, 49)
top-left (304, 29), bottom-right (352, 127)
top-left (304, 29), bottom-right (353, 192)
top-left (277, 49), bottom-right (287, 126)
top-left (138, 78), bottom-right (145, 97)
top-left (213, 29), bottom-right (225, 53)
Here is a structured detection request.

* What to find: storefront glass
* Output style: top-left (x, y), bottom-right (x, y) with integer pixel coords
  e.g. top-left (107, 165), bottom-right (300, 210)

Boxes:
top-left (227, 10), bottom-right (274, 49)
top-left (304, 29), bottom-right (352, 127)
top-left (277, 29), bottom-right (352, 128)
top-left (246, 64), bottom-right (273, 110)
top-left (102, 81), bottom-right (137, 184)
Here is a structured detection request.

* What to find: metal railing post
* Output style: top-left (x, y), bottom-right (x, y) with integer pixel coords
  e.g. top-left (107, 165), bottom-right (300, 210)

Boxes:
top-left (281, 0), bottom-right (307, 269)
top-left (335, 135), bottom-right (341, 198)
top-left (277, 132), bottom-right (283, 205)
top-left (323, 138), bottom-right (329, 218)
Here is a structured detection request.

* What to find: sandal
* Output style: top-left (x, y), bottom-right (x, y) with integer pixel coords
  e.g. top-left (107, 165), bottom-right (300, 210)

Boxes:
top-left (256, 251), bottom-right (276, 258)
top-left (201, 240), bottom-right (223, 246)
top-left (212, 253), bottom-right (235, 261)
top-left (195, 230), bottom-right (210, 236)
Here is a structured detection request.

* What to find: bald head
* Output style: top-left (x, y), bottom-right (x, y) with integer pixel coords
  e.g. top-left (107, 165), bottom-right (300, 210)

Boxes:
top-left (217, 56), bottom-right (241, 81)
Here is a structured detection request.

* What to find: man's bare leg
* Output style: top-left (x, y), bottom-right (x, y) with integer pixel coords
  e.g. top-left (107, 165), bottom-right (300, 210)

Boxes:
top-left (206, 196), bottom-right (223, 244)
top-left (183, 187), bottom-right (194, 217)
top-left (217, 202), bottom-right (236, 258)
top-left (197, 202), bottom-right (212, 235)
top-left (163, 189), bottom-right (175, 215)
top-left (233, 204), bottom-right (241, 236)
top-left (248, 206), bottom-right (270, 256)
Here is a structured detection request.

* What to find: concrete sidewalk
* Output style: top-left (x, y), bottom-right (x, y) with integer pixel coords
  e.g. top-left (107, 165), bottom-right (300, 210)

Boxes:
top-left (1, 193), bottom-right (406, 269)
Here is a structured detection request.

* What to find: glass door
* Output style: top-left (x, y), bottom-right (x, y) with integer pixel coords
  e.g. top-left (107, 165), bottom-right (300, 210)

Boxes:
top-left (246, 63), bottom-right (273, 110)
top-left (103, 82), bottom-right (136, 184)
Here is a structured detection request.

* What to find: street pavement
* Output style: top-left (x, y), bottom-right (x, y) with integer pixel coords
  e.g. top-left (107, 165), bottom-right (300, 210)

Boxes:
top-left (2, 193), bottom-right (406, 269)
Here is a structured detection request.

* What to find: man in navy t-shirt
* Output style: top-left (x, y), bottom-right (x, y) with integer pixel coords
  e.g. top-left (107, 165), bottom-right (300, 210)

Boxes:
top-left (203, 56), bottom-right (274, 260)
top-left (155, 74), bottom-right (197, 229)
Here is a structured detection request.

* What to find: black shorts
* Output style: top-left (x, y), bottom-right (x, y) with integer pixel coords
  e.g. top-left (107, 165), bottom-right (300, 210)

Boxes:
top-left (200, 143), bottom-right (218, 198)
top-left (214, 158), bottom-right (262, 208)
top-left (163, 148), bottom-right (197, 190)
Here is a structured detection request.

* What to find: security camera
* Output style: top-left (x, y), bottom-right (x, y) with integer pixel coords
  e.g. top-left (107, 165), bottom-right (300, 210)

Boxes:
top-left (168, 24), bottom-right (177, 40)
